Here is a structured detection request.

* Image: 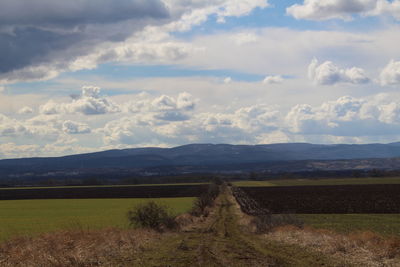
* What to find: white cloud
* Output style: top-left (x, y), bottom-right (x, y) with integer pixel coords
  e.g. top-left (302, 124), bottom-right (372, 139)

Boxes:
top-left (263, 75), bottom-right (284, 84)
top-left (164, 0), bottom-right (270, 29)
top-left (182, 26), bottom-right (400, 79)
top-left (0, 113), bottom-right (65, 142)
top-left (17, 106), bottom-right (34, 114)
top-left (65, 93), bottom-right (120, 116)
top-left (40, 86), bottom-right (120, 115)
top-left (39, 100), bottom-right (60, 115)
top-left (6, 85), bottom-right (400, 158)
top-left (62, 120), bottom-right (91, 134)
top-left (286, 94), bottom-right (400, 136)
top-left (287, 0), bottom-right (376, 21)
top-left (224, 77), bottom-right (233, 84)
top-left (308, 58), bottom-right (370, 85)
top-left (214, 0), bottom-right (270, 22)
top-left (100, 116), bottom-right (165, 145)
top-left (66, 41), bottom-right (194, 75)
top-left (0, 143), bottom-right (40, 159)
top-left (380, 60), bottom-right (400, 86)
top-left (123, 92), bottom-right (196, 121)
top-left (231, 32), bottom-right (259, 45)
top-left (99, 102), bottom-right (280, 146)
top-left (0, 114), bottom-right (27, 137)
top-left (369, 0), bottom-right (400, 19)
top-left (152, 95), bottom-right (177, 111)
top-left (176, 92), bottom-right (196, 110)
top-left (287, 0), bottom-right (400, 21)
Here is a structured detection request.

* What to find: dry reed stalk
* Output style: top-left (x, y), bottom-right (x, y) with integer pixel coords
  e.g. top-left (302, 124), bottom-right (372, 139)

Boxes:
top-left (267, 226), bottom-right (400, 267)
top-left (0, 228), bottom-right (160, 267)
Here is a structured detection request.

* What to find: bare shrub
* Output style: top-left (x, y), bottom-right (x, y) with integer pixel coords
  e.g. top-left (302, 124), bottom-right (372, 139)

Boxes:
top-left (127, 201), bottom-right (177, 232)
top-left (190, 183), bottom-right (220, 217)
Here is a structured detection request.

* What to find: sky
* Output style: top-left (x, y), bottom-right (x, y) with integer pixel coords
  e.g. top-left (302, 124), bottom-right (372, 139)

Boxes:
top-left (1, 0), bottom-right (400, 159)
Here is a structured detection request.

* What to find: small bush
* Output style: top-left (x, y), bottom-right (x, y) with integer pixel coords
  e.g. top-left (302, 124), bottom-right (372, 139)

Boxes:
top-left (191, 194), bottom-right (213, 216)
top-left (190, 183), bottom-right (220, 216)
top-left (127, 201), bottom-right (177, 232)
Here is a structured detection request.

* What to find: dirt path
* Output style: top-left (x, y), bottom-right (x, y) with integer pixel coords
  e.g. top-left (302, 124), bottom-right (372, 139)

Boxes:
top-left (130, 186), bottom-right (343, 267)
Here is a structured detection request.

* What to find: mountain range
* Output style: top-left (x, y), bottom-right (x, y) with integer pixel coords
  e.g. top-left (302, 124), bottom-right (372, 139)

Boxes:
top-left (2, 142), bottom-right (400, 180)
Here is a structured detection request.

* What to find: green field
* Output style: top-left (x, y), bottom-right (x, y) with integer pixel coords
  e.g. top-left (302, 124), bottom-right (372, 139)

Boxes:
top-left (233, 177), bottom-right (400, 187)
top-left (232, 180), bottom-right (276, 187)
top-left (298, 214), bottom-right (400, 237)
top-left (0, 197), bottom-right (195, 241)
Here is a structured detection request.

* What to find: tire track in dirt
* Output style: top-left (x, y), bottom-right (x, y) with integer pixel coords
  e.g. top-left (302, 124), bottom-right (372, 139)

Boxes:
top-left (131, 185), bottom-right (342, 267)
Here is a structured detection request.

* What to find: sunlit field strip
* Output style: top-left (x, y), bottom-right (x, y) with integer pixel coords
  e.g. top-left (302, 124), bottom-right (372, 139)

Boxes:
top-left (0, 197), bottom-right (195, 241)
top-left (298, 214), bottom-right (400, 237)
top-left (233, 177), bottom-right (400, 187)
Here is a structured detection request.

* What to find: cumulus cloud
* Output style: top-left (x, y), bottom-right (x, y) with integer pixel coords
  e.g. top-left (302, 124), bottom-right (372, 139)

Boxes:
top-left (308, 58), bottom-right (369, 85)
top-left (18, 106), bottom-right (34, 114)
top-left (286, 94), bottom-right (400, 136)
top-left (287, 0), bottom-right (400, 21)
top-left (214, 0), bottom-right (269, 23)
top-left (66, 86), bottom-right (120, 115)
top-left (123, 92), bottom-right (196, 121)
top-left (287, 0), bottom-right (376, 20)
top-left (100, 116), bottom-right (167, 145)
top-left (62, 121), bottom-right (91, 134)
top-left (0, 114), bottom-right (27, 137)
top-left (224, 77), bottom-right (233, 84)
top-left (39, 101), bottom-right (60, 115)
top-left (263, 75), bottom-right (284, 84)
top-left (380, 60), bottom-right (400, 86)
top-left (0, 142), bottom-right (96, 159)
top-left (40, 86), bottom-right (120, 115)
top-left (369, 0), bottom-right (400, 19)
top-left (6, 88), bottom-right (400, 158)
top-left (176, 92), bottom-right (196, 110)
top-left (99, 102), bottom-right (280, 146)
top-left (0, 142), bottom-right (40, 159)
top-left (0, 112), bottom-right (67, 143)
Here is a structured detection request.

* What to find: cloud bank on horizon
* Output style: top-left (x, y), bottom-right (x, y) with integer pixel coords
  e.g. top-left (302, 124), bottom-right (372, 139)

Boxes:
top-left (1, 0), bottom-right (400, 158)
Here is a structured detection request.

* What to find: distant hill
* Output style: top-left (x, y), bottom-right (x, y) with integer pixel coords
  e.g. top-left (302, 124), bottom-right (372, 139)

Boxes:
top-left (2, 142), bottom-right (400, 181)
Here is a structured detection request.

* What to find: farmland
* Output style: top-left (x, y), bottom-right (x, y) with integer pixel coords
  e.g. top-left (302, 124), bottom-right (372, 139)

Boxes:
top-left (232, 180), bottom-right (400, 238)
top-left (0, 184), bottom-right (207, 241)
top-left (0, 184), bottom-right (208, 200)
top-left (233, 176), bottom-right (400, 187)
top-left (298, 214), bottom-right (400, 236)
top-left (237, 184), bottom-right (400, 213)
top-left (1, 183), bottom-right (400, 266)
top-left (0, 197), bottom-right (195, 241)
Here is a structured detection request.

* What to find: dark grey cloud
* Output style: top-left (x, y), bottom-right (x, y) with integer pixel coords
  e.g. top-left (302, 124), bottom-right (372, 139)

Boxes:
top-left (0, 0), bottom-right (170, 79)
top-left (0, 27), bottom-right (82, 73)
top-left (0, 0), bottom-right (168, 26)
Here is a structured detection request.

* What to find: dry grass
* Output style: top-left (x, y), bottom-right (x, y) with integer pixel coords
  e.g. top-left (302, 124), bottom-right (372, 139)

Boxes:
top-left (0, 227), bottom-right (160, 267)
top-left (230, 185), bottom-right (400, 266)
top-left (267, 225), bottom-right (400, 266)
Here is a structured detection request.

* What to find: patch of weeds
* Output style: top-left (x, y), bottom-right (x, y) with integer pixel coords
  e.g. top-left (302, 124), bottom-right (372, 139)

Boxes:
top-left (127, 201), bottom-right (177, 232)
